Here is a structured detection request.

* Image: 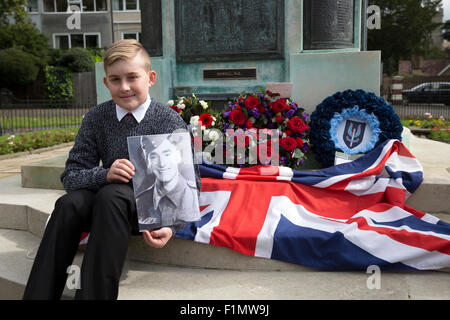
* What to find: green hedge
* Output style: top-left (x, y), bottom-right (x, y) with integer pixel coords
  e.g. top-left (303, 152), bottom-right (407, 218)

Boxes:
top-left (0, 48), bottom-right (40, 86)
top-left (60, 47), bottom-right (95, 73)
top-left (44, 65), bottom-right (74, 101)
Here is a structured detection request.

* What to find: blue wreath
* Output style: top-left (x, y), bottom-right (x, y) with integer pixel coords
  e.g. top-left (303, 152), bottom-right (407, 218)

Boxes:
top-left (309, 89), bottom-right (403, 167)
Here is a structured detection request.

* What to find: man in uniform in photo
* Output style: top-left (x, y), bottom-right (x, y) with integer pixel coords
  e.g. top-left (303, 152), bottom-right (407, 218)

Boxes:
top-left (136, 134), bottom-right (200, 231)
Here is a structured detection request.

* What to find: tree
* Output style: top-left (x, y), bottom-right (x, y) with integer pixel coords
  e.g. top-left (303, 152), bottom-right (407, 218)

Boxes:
top-left (368, 0), bottom-right (443, 75)
top-left (0, 0), bottom-right (49, 61)
top-left (0, 48), bottom-right (40, 86)
top-left (60, 48), bottom-right (95, 72)
top-left (0, 0), bottom-right (28, 25)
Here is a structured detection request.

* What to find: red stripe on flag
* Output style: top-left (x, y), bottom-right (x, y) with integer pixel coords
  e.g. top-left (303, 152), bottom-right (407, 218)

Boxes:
top-left (403, 205), bottom-right (426, 219)
top-left (394, 140), bottom-right (416, 158)
top-left (200, 169), bottom-right (410, 256)
top-left (206, 179), bottom-right (277, 255)
top-left (347, 216), bottom-right (450, 255)
top-left (238, 165), bottom-right (279, 177)
top-left (235, 175), bottom-right (279, 181)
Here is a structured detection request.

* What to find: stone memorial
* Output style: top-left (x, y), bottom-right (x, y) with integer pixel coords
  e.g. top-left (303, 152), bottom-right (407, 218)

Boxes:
top-left (96, 0), bottom-right (380, 114)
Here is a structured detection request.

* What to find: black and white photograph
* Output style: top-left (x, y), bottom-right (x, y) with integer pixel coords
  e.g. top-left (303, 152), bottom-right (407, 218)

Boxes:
top-left (127, 132), bottom-right (201, 231)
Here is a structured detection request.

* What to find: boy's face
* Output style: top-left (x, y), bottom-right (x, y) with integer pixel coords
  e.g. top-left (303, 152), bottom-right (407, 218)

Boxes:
top-left (103, 54), bottom-right (156, 111)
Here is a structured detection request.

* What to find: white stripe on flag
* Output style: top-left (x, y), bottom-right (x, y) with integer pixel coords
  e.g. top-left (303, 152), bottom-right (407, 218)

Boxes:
top-left (255, 196), bottom-right (450, 270)
top-left (313, 140), bottom-right (396, 189)
top-left (223, 172), bottom-right (237, 179)
top-left (223, 167), bottom-right (240, 179)
top-left (277, 166), bottom-right (294, 179)
top-left (421, 213), bottom-right (440, 225)
top-left (354, 207), bottom-right (450, 241)
top-left (386, 154), bottom-right (423, 173)
top-left (194, 190), bottom-right (232, 244)
top-left (346, 177), bottom-right (405, 196)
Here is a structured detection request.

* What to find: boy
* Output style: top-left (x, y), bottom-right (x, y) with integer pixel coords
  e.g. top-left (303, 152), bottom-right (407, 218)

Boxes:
top-left (23, 39), bottom-right (200, 300)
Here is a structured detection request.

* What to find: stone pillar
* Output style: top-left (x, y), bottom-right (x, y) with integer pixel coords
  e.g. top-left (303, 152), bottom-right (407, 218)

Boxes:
top-left (391, 76), bottom-right (404, 105)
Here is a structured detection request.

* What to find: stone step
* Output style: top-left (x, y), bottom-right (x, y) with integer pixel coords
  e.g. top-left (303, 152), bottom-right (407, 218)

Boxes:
top-left (21, 155), bottom-right (67, 190)
top-left (1, 228), bottom-right (449, 300)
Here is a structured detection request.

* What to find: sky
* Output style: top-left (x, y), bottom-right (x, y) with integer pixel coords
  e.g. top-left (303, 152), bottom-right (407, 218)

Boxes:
top-left (443, 0), bottom-right (450, 21)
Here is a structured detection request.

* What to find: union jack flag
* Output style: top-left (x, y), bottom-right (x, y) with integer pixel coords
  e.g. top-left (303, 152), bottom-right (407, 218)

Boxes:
top-left (177, 140), bottom-right (450, 271)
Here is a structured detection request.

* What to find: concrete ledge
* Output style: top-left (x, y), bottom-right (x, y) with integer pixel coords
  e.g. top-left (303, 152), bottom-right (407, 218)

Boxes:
top-left (1, 228), bottom-right (449, 300)
top-left (127, 236), bottom-right (306, 271)
top-left (406, 181), bottom-right (450, 213)
top-left (21, 155), bottom-right (67, 190)
top-left (0, 175), bottom-right (64, 238)
top-left (0, 204), bottom-right (28, 231)
top-left (0, 143), bottom-right (73, 161)
top-left (0, 228), bottom-right (78, 300)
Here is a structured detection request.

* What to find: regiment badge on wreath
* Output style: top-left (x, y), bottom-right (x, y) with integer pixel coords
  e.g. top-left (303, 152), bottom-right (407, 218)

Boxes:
top-left (309, 89), bottom-right (403, 167)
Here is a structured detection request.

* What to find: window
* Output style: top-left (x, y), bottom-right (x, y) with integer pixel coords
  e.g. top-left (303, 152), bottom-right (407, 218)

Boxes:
top-left (44, 0), bottom-right (107, 12)
top-left (80, 0), bottom-right (107, 12)
top-left (55, 35), bottom-right (70, 49)
top-left (113, 0), bottom-right (139, 11)
top-left (84, 0), bottom-right (94, 11)
top-left (43, 0), bottom-right (68, 12)
top-left (43, 0), bottom-right (54, 11)
top-left (26, 0), bottom-right (39, 12)
top-left (85, 34), bottom-right (100, 47)
top-left (96, 0), bottom-right (107, 11)
top-left (56, 0), bottom-right (68, 12)
top-left (71, 34), bottom-right (84, 47)
top-left (125, 0), bottom-right (137, 10)
top-left (54, 33), bottom-right (100, 48)
top-left (122, 32), bottom-right (140, 41)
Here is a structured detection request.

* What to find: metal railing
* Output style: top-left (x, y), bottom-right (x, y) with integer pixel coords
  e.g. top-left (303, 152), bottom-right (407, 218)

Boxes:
top-left (391, 103), bottom-right (450, 119)
top-left (0, 100), bottom-right (90, 136)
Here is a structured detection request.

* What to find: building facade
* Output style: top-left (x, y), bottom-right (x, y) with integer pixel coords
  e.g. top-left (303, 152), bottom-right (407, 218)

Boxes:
top-left (25, 0), bottom-right (141, 49)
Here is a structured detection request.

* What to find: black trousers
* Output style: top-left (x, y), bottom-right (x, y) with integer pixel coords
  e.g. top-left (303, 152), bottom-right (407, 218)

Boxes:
top-left (23, 183), bottom-right (139, 300)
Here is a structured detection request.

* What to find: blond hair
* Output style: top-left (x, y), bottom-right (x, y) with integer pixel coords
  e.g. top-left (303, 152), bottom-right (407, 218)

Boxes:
top-left (103, 39), bottom-right (151, 73)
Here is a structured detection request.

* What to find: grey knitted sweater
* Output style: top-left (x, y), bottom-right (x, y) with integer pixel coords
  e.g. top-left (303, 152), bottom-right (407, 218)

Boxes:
top-left (61, 99), bottom-right (201, 193)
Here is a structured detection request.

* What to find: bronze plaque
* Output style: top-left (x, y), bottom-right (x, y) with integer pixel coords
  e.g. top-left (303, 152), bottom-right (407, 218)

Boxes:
top-left (203, 68), bottom-right (257, 80)
top-left (303, 0), bottom-right (355, 50)
top-left (175, 0), bottom-right (284, 62)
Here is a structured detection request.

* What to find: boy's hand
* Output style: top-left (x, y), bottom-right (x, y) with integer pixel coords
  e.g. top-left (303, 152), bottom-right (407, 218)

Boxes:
top-left (142, 227), bottom-right (173, 248)
top-left (107, 159), bottom-right (135, 183)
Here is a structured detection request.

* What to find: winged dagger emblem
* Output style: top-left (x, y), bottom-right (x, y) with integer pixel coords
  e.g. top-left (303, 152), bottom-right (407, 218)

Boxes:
top-left (343, 120), bottom-right (366, 149)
